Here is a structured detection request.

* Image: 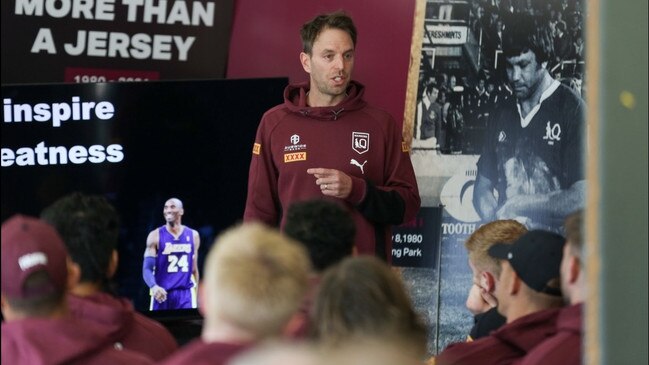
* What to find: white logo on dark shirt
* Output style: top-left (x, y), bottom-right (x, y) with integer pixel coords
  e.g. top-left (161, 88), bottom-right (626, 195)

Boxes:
top-left (350, 159), bottom-right (367, 174)
top-left (542, 121), bottom-right (561, 145)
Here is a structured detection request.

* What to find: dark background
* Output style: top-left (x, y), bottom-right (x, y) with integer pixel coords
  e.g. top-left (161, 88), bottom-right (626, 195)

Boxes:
top-left (1, 78), bottom-right (287, 321)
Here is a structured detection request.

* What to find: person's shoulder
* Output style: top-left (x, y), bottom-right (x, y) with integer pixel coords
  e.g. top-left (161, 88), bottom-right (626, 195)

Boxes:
top-left (552, 83), bottom-right (585, 106)
top-left (256, 103), bottom-right (296, 136)
top-left (160, 340), bottom-right (250, 365)
top-left (358, 102), bottom-right (394, 121)
top-left (131, 311), bottom-right (178, 347)
top-left (146, 228), bottom-right (161, 240)
top-left (436, 335), bottom-right (501, 363)
top-left (261, 103), bottom-right (291, 123)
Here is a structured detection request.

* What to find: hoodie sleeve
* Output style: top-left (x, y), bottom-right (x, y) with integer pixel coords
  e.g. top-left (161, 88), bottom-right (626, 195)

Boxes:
top-left (348, 115), bottom-right (421, 225)
top-left (243, 115), bottom-right (281, 226)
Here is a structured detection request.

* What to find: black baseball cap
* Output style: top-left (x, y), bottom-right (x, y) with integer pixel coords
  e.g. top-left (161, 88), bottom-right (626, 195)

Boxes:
top-left (488, 230), bottom-right (565, 296)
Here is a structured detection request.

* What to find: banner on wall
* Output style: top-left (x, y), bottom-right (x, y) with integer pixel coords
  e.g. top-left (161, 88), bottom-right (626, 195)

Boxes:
top-left (391, 206), bottom-right (443, 268)
top-left (401, 0), bottom-right (587, 352)
top-left (1, 0), bottom-right (234, 84)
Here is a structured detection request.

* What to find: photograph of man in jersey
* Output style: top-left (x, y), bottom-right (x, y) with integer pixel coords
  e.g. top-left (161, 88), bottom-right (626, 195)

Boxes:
top-left (472, 12), bottom-right (585, 233)
top-left (142, 197), bottom-right (200, 310)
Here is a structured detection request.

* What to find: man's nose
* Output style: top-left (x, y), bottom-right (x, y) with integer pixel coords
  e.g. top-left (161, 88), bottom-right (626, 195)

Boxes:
top-left (510, 66), bottom-right (521, 81)
top-left (332, 54), bottom-right (344, 70)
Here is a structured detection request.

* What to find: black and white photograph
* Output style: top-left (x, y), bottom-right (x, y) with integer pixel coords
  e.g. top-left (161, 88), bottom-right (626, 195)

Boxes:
top-left (402, 0), bottom-right (587, 352)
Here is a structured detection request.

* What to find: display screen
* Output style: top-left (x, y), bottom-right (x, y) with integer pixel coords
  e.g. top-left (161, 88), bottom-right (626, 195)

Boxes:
top-left (1, 78), bottom-right (287, 319)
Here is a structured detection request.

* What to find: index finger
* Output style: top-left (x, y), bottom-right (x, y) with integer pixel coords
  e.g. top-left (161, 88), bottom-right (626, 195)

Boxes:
top-left (306, 168), bottom-right (332, 176)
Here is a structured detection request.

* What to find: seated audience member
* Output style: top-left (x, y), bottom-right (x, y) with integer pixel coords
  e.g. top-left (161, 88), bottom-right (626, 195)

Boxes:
top-left (160, 222), bottom-right (311, 365)
top-left (1, 215), bottom-right (153, 365)
top-left (310, 255), bottom-right (428, 360)
top-left (464, 220), bottom-right (528, 340)
top-left (435, 230), bottom-right (566, 365)
top-left (228, 341), bottom-right (323, 365)
top-left (40, 192), bottom-right (178, 361)
top-left (282, 199), bottom-right (356, 337)
top-left (520, 210), bottom-right (585, 365)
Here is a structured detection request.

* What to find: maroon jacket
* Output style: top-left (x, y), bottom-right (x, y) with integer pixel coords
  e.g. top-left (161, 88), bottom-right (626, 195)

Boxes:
top-left (159, 339), bottom-right (252, 365)
top-left (1, 316), bottom-right (154, 365)
top-left (68, 292), bottom-right (178, 361)
top-left (244, 81), bottom-right (420, 259)
top-left (518, 303), bottom-right (582, 365)
top-left (435, 307), bottom-right (561, 365)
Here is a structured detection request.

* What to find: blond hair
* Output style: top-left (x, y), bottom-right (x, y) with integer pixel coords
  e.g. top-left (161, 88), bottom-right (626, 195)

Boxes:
top-left (203, 223), bottom-right (310, 337)
top-left (465, 220), bottom-right (527, 276)
top-left (311, 256), bottom-right (428, 358)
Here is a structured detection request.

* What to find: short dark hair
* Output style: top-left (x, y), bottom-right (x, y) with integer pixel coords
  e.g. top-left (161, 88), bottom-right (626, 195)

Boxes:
top-left (502, 13), bottom-right (554, 65)
top-left (300, 10), bottom-right (357, 54)
top-left (40, 192), bottom-right (119, 285)
top-left (283, 199), bottom-right (355, 272)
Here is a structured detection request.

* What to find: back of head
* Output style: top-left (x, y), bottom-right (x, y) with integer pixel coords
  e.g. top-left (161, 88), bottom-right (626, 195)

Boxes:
top-left (300, 10), bottom-right (357, 54)
top-left (465, 220), bottom-right (528, 277)
top-left (1, 215), bottom-right (69, 318)
top-left (229, 341), bottom-right (323, 365)
top-left (311, 256), bottom-right (427, 358)
top-left (40, 192), bottom-right (119, 286)
top-left (283, 200), bottom-right (355, 272)
top-left (202, 223), bottom-right (310, 338)
top-left (502, 13), bottom-right (554, 64)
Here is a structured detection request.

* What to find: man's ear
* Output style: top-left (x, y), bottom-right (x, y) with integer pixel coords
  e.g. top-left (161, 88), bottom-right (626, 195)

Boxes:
top-left (67, 258), bottom-right (81, 290)
top-left (300, 52), bottom-right (311, 73)
top-left (106, 249), bottom-right (118, 279)
top-left (568, 256), bottom-right (581, 284)
top-left (481, 271), bottom-right (496, 293)
top-left (1, 294), bottom-right (14, 321)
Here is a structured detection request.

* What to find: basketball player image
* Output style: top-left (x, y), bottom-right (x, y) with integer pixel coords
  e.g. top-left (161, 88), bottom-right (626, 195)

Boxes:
top-left (142, 197), bottom-right (200, 310)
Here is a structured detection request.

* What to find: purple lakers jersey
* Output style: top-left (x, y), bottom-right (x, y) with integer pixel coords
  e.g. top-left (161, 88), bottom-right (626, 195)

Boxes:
top-left (155, 226), bottom-right (195, 290)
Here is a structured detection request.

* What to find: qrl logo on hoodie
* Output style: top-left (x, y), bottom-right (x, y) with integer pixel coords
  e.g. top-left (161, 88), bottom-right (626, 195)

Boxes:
top-left (352, 132), bottom-right (369, 154)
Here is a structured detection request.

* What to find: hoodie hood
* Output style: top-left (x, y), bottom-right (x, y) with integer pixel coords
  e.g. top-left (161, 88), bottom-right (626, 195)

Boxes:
top-left (1, 316), bottom-right (121, 365)
top-left (492, 307), bottom-right (560, 353)
top-left (284, 80), bottom-right (368, 120)
top-left (68, 292), bottom-right (135, 341)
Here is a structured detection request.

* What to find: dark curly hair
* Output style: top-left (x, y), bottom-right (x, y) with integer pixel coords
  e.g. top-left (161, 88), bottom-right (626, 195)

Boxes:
top-left (40, 192), bottom-right (119, 287)
top-left (283, 199), bottom-right (355, 272)
top-left (502, 13), bottom-right (554, 66)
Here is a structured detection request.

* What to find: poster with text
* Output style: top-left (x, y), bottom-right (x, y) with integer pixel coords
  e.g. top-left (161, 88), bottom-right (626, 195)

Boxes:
top-left (2, 0), bottom-right (234, 84)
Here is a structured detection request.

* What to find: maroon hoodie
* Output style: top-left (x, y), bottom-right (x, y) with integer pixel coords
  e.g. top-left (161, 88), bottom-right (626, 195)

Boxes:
top-left (1, 315), bottom-right (154, 365)
top-left (518, 303), bottom-right (583, 365)
top-left (160, 339), bottom-right (252, 365)
top-left (68, 292), bottom-right (178, 361)
top-left (244, 81), bottom-right (420, 260)
top-left (435, 307), bottom-right (561, 365)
